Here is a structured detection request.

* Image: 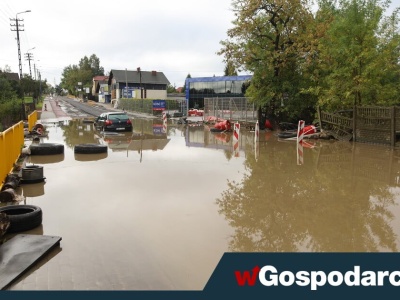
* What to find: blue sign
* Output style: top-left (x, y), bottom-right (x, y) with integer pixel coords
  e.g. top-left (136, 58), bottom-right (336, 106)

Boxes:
top-left (153, 124), bottom-right (164, 135)
top-left (122, 87), bottom-right (139, 98)
top-left (153, 99), bottom-right (166, 111)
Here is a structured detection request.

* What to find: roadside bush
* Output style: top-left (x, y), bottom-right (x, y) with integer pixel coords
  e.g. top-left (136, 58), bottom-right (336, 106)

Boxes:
top-left (0, 100), bottom-right (23, 130)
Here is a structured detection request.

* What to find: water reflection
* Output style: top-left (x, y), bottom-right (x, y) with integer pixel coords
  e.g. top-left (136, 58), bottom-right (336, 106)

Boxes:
top-left (14, 116), bottom-right (400, 290)
top-left (217, 139), bottom-right (400, 252)
top-left (21, 182), bottom-right (45, 198)
top-left (74, 152), bottom-right (108, 162)
top-left (28, 154), bottom-right (65, 164)
top-left (61, 119), bottom-right (171, 159)
top-left (30, 118), bottom-right (400, 254)
top-left (62, 119), bottom-right (99, 147)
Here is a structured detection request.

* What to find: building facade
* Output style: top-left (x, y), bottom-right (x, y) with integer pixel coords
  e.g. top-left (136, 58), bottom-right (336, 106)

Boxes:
top-left (108, 69), bottom-right (170, 102)
top-left (185, 75), bottom-right (252, 110)
top-left (92, 76), bottom-right (110, 103)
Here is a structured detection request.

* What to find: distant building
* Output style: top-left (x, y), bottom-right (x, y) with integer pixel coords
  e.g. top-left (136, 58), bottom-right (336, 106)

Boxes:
top-left (92, 76), bottom-right (109, 103)
top-left (1, 72), bottom-right (19, 81)
top-left (108, 69), bottom-right (170, 102)
top-left (185, 75), bottom-right (252, 109)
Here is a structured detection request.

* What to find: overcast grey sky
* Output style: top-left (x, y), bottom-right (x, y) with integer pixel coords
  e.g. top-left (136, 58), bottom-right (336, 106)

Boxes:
top-left (1, 1), bottom-right (398, 88)
top-left (0, 0), bottom-right (242, 88)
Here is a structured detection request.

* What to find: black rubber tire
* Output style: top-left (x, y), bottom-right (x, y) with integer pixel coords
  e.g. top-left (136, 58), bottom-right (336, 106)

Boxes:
top-left (74, 144), bottom-right (108, 154)
top-left (277, 131), bottom-right (297, 139)
top-left (30, 143), bottom-right (64, 155)
top-left (0, 205), bottom-right (43, 233)
top-left (210, 128), bottom-right (225, 133)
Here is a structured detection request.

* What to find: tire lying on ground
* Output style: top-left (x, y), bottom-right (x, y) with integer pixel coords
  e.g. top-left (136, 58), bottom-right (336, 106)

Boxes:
top-left (0, 205), bottom-right (42, 233)
top-left (74, 144), bottom-right (108, 154)
top-left (30, 143), bottom-right (64, 155)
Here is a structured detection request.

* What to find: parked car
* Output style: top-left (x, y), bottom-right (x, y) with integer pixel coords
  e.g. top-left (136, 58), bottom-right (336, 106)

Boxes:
top-left (95, 112), bottom-right (133, 132)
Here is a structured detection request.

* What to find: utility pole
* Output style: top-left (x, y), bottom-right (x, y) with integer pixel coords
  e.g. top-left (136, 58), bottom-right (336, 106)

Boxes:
top-left (137, 67), bottom-right (143, 112)
top-left (24, 52), bottom-right (34, 77)
top-left (25, 47), bottom-right (35, 77)
top-left (10, 10), bottom-right (31, 80)
top-left (34, 60), bottom-right (40, 80)
top-left (39, 72), bottom-right (42, 101)
top-left (125, 68), bottom-right (128, 98)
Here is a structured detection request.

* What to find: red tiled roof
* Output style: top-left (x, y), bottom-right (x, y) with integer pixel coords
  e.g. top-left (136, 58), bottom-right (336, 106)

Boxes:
top-left (93, 76), bottom-right (109, 81)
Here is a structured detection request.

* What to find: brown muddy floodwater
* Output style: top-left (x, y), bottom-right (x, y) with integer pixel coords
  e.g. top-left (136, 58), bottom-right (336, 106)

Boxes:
top-left (6, 117), bottom-right (400, 290)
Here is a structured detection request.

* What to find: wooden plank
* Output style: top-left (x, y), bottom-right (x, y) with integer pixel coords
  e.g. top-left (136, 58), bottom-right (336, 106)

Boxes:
top-left (0, 234), bottom-right (62, 290)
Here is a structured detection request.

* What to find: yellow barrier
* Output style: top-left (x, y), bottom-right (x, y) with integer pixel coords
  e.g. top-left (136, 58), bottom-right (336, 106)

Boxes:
top-left (28, 110), bottom-right (38, 131)
top-left (0, 121), bottom-right (24, 190)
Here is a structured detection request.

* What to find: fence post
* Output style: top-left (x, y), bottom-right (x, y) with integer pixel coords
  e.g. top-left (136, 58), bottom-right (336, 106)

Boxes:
top-left (297, 120), bottom-right (305, 165)
top-left (353, 105), bottom-right (357, 143)
top-left (317, 106), bottom-right (322, 132)
top-left (233, 122), bottom-right (240, 157)
top-left (255, 120), bottom-right (259, 143)
top-left (391, 106), bottom-right (395, 147)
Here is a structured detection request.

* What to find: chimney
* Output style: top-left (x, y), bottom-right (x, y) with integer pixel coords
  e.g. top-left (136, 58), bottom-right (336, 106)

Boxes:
top-left (151, 71), bottom-right (157, 76)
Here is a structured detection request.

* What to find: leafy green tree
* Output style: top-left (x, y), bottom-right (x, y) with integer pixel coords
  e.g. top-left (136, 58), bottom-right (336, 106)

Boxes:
top-left (0, 72), bottom-right (23, 128)
top-left (20, 75), bottom-right (36, 96)
top-left (182, 73), bottom-right (191, 93)
top-left (55, 84), bottom-right (64, 96)
top-left (0, 69), bottom-right (23, 98)
top-left (371, 4), bottom-right (400, 106)
top-left (302, 0), bottom-right (400, 111)
top-left (61, 65), bottom-right (79, 95)
top-left (167, 84), bottom-right (176, 93)
top-left (219, 0), bottom-right (317, 123)
top-left (79, 54), bottom-right (104, 78)
top-left (0, 74), bottom-right (17, 103)
top-left (60, 54), bottom-right (104, 96)
top-left (315, 0), bottom-right (399, 110)
top-left (224, 60), bottom-right (238, 76)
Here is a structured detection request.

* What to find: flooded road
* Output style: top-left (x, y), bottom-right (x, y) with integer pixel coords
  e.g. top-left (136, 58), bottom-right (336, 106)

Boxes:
top-left (7, 114), bottom-right (400, 290)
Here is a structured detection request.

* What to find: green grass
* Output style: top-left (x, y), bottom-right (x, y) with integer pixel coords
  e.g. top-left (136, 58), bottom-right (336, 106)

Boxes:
top-left (24, 96), bottom-right (44, 107)
top-left (24, 97), bottom-right (34, 104)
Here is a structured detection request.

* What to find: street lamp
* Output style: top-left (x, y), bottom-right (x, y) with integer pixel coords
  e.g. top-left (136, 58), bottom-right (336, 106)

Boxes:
top-left (15, 10), bottom-right (31, 79)
top-left (35, 64), bottom-right (42, 105)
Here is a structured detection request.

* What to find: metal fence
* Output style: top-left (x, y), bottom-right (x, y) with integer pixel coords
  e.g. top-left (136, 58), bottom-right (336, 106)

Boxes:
top-left (319, 106), bottom-right (400, 147)
top-left (118, 99), bottom-right (185, 116)
top-left (28, 110), bottom-right (38, 131)
top-left (354, 106), bottom-right (394, 146)
top-left (0, 121), bottom-right (24, 190)
top-left (204, 97), bottom-right (257, 123)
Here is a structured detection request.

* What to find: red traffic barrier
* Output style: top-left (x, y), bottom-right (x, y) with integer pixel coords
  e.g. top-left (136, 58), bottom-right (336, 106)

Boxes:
top-left (214, 120), bottom-right (231, 131)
